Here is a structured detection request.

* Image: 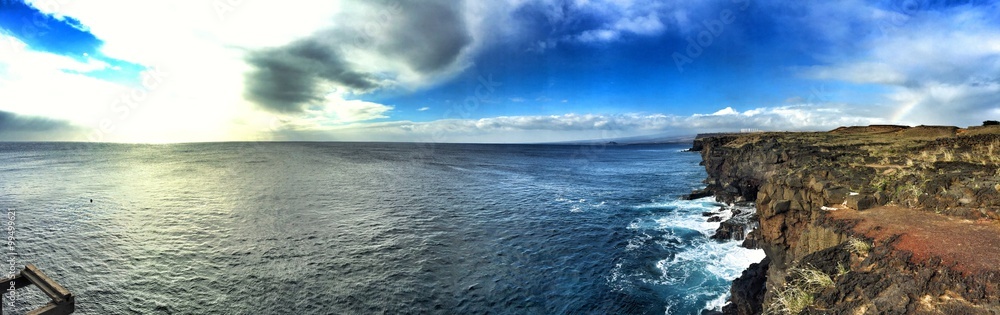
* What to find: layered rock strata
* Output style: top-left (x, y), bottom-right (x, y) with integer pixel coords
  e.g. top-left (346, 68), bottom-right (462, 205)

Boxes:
top-left (692, 126), bottom-right (1000, 314)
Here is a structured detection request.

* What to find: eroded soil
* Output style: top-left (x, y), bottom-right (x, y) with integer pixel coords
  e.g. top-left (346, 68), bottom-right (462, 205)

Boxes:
top-left (829, 206), bottom-right (1000, 275)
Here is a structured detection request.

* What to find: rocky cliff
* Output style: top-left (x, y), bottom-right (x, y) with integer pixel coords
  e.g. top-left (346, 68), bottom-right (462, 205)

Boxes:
top-left (692, 125), bottom-right (1000, 314)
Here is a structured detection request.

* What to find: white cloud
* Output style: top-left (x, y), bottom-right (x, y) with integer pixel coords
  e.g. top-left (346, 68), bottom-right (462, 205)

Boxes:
top-left (5, 0), bottom-right (996, 143)
top-left (800, 62), bottom-right (907, 85)
top-left (796, 5), bottom-right (1000, 127)
top-left (483, 0), bottom-right (672, 45)
top-left (329, 100), bottom-right (394, 123)
top-left (418, 107), bottom-right (431, 111)
top-left (706, 107), bottom-right (739, 116)
top-left (576, 29), bottom-right (620, 42)
top-left (5, 0), bottom-right (482, 142)
top-left (0, 33), bottom-right (244, 143)
top-left (614, 13), bottom-right (665, 35)
top-left (301, 98), bottom-right (394, 124)
top-left (578, 12), bottom-right (665, 42)
top-left (742, 108), bottom-right (765, 116)
top-left (1, 0), bottom-right (350, 142)
top-left (271, 104), bottom-right (886, 143)
top-left (0, 35), bottom-right (120, 123)
top-left (26, 0), bottom-right (343, 65)
top-left (886, 81), bottom-right (1000, 126)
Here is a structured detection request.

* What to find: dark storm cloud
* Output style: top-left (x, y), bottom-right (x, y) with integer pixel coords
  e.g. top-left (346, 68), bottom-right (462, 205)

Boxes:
top-left (243, 0), bottom-right (472, 113)
top-left (0, 110), bottom-right (75, 132)
top-left (0, 110), bottom-right (80, 140)
top-left (376, 1), bottom-right (471, 73)
top-left (244, 39), bottom-right (380, 113)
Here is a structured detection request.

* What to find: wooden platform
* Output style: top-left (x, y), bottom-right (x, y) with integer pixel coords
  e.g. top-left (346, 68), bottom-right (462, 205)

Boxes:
top-left (0, 264), bottom-right (74, 315)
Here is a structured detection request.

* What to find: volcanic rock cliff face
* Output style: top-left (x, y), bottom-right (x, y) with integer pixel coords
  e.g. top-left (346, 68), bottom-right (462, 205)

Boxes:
top-left (693, 126), bottom-right (1000, 314)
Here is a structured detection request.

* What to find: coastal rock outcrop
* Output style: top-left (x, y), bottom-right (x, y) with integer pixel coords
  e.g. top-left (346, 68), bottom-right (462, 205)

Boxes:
top-left (695, 125), bottom-right (1000, 314)
top-left (723, 257), bottom-right (770, 315)
top-left (710, 207), bottom-right (756, 242)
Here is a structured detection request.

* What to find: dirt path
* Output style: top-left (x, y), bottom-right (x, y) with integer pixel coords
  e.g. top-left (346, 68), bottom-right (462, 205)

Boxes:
top-left (828, 206), bottom-right (1000, 275)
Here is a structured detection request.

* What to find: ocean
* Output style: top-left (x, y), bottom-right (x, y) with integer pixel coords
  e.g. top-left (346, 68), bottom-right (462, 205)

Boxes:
top-left (0, 142), bottom-right (763, 314)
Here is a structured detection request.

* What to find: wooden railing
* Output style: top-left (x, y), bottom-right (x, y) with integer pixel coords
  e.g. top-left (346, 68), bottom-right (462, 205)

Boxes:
top-left (0, 264), bottom-right (74, 315)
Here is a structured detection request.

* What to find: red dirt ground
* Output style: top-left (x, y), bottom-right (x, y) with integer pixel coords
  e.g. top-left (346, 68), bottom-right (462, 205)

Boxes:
top-left (828, 206), bottom-right (1000, 275)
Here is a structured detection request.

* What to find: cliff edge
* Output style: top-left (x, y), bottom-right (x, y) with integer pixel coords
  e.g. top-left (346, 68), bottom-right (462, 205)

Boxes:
top-left (692, 125), bottom-right (1000, 314)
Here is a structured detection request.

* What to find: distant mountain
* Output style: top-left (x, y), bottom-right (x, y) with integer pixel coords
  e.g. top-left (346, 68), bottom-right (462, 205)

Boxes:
top-left (545, 132), bottom-right (697, 145)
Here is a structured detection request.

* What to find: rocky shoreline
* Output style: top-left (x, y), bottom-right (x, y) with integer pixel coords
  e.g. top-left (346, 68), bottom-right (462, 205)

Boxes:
top-left (688, 125), bottom-right (1000, 314)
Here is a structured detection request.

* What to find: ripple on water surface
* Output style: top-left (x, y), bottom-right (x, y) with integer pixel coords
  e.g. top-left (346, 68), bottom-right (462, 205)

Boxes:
top-left (0, 143), bottom-right (761, 314)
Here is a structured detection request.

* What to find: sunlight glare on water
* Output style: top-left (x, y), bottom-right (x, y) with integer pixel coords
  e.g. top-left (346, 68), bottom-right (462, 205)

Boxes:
top-left (0, 142), bottom-right (761, 314)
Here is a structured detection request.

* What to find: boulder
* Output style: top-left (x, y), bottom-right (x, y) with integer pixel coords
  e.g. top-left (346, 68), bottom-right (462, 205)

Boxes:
top-left (722, 258), bottom-right (770, 315)
top-left (711, 220), bottom-right (746, 241)
top-left (824, 186), bottom-right (850, 204)
top-left (683, 189), bottom-right (713, 200)
top-left (874, 191), bottom-right (889, 206)
top-left (845, 194), bottom-right (876, 211)
top-left (772, 200), bottom-right (791, 215)
top-left (799, 243), bottom-right (850, 276)
top-left (742, 229), bottom-right (762, 249)
top-left (786, 176), bottom-right (804, 188)
top-left (810, 179), bottom-right (829, 193)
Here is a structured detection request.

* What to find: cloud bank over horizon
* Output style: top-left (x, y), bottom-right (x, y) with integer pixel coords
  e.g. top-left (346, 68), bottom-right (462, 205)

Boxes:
top-left (0, 0), bottom-right (998, 143)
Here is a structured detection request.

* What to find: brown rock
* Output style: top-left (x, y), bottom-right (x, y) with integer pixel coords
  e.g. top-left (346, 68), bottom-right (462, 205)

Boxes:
top-left (772, 200), bottom-right (791, 215)
top-left (782, 187), bottom-right (796, 200)
top-left (742, 229), bottom-right (762, 249)
top-left (691, 129), bottom-right (1000, 314)
top-left (683, 189), bottom-right (713, 200)
top-left (722, 258), bottom-right (770, 315)
top-left (825, 186), bottom-right (850, 204)
top-left (790, 199), bottom-right (806, 212)
top-left (810, 179), bottom-right (828, 193)
top-left (757, 193), bottom-right (771, 207)
top-left (874, 191), bottom-right (888, 205)
top-left (845, 194), bottom-right (876, 211)
top-left (711, 219), bottom-right (746, 241)
top-left (786, 176), bottom-right (803, 188)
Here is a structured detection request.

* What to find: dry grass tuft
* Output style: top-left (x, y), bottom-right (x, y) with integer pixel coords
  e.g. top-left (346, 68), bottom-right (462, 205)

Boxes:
top-left (847, 237), bottom-right (871, 255)
top-left (765, 266), bottom-right (835, 315)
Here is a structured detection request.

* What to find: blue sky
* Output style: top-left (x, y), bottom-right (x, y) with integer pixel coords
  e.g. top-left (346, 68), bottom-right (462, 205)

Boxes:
top-left (1, 0), bottom-right (999, 142)
top-left (0, 0), bottom-right (144, 84)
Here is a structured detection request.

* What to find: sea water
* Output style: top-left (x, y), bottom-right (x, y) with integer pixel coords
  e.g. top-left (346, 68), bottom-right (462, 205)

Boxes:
top-left (0, 142), bottom-right (763, 314)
